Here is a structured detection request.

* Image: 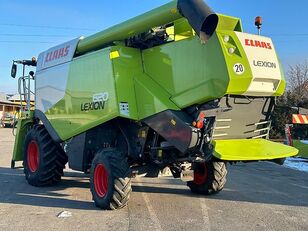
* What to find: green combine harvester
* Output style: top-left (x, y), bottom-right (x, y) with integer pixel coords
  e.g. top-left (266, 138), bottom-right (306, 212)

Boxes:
top-left (10, 0), bottom-right (298, 210)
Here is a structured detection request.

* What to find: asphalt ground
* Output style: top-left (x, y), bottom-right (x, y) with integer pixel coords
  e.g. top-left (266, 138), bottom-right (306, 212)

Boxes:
top-left (0, 128), bottom-right (307, 231)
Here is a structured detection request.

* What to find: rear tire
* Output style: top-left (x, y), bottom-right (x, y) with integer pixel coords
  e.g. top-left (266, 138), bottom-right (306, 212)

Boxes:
top-left (90, 148), bottom-right (131, 210)
top-left (187, 161), bottom-right (227, 195)
top-left (23, 124), bottom-right (67, 186)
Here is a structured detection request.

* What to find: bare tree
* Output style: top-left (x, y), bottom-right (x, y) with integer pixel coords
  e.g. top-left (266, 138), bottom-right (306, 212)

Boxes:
top-left (287, 60), bottom-right (308, 105)
top-left (270, 61), bottom-right (308, 138)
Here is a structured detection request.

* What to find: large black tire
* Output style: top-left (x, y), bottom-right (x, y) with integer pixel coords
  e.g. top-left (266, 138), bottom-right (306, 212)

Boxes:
top-left (187, 161), bottom-right (227, 195)
top-left (90, 148), bottom-right (131, 210)
top-left (23, 124), bottom-right (67, 186)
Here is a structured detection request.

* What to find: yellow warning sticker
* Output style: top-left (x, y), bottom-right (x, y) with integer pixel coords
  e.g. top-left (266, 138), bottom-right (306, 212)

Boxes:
top-left (110, 51), bottom-right (120, 59)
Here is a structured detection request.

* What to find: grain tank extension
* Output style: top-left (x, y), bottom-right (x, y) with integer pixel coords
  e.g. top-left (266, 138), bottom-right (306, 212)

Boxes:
top-left (11, 0), bottom-right (298, 209)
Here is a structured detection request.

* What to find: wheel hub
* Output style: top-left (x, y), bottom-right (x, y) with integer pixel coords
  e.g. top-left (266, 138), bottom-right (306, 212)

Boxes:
top-left (94, 164), bottom-right (108, 197)
top-left (193, 163), bottom-right (208, 185)
top-left (27, 140), bottom-right (39, 172)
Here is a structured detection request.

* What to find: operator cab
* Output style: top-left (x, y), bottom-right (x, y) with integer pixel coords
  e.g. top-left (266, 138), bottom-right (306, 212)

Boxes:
top-left (10, 57), bottom-right (37, 112)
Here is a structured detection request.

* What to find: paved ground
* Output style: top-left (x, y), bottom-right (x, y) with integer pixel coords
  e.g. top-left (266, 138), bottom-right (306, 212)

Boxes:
top-left (0, 128), bottom-right (307, 231)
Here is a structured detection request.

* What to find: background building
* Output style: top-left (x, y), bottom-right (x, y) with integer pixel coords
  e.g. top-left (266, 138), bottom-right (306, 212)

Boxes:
top-left (0, 92), bottom-right (21, 118)
top-left (0, 92), bottom-right (35, 118)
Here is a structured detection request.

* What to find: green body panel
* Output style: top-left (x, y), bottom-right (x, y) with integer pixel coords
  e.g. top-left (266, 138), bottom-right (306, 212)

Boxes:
top-left (110, 45), bottom-right (180, 120)
top-left (46, 49), bottom-right (119, 141)
top-left (219, 30), bottom-right (254, 95)
top-left (216, 14), bottom-right (243, 32)
top-left (44, 45), bottom-right (181, 139)
top-left (12, 111), bottom-right (34, 161)
top-left (217, 14), bottom-right (285, 97)
top-left (205, 15), bottom-right (254, 95)
top-left (213, 139), bottom-right (298, 161)
top-left (173, 18), bottom-right (195, 39)
top-left (110, 46), bottom-right (142, 120)
top-left (134, 73), bottom-right (180, 119)
top-left (293, 140), bottom-right (308, 158)
top-left (140, 14), bottom-right (284, 109)
top-left (142, 35), bottom-right (229, 108)
top-left (76, 1), bottom-right (181, 55)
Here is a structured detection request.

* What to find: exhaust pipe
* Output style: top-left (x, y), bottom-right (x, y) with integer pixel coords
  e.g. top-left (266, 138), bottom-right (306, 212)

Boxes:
top-left (76, 0), bottom-right (218, 55)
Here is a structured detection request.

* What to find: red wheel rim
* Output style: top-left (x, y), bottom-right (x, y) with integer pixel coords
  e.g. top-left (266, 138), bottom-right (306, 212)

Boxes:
top-left (193, 163), bottom-right (208, 185)
top-left (94, 164), bottom-right (108, 197)
top-left (27, 140), bottom-right (39, 172)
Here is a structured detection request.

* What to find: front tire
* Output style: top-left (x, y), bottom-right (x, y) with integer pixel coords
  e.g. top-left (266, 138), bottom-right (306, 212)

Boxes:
top-left (187, 161), bottom-right (227, 195)
top-left (23, 124), bottom-right (67, 186)
top-left (90, 148), bottom-right (131, 210)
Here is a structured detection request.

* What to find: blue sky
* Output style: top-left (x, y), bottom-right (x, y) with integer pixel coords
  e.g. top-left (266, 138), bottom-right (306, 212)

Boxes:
top-left (0, 0), bottom-right (307, 93)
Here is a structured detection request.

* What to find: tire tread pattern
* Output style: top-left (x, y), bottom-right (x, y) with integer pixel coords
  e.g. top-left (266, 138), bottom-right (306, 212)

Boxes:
top-left (187, 161), bottom-right (227, 195)
top-left (90, 148), bottom-right (131, 210)
top-left (24, 124), bottom-right (67, 186)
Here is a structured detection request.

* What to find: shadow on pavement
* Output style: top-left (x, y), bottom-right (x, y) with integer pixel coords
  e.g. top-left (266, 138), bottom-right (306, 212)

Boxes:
top-left (0, 162), bottom-right (307, 210)
top-left (132, 163), bottom-right (308, 207)
top-left (0, 167), bottom-right (97, 210)
top-left (132, 183), bottom-right (308, 207)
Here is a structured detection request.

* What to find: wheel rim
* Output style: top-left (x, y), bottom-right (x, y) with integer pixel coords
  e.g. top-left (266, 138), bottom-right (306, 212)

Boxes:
top-left (94, 164), bottom-right (108, 197)
top-left (193, 163), bottom-right (208, 185)
top-left (27, 140), bottom-right (39, 173)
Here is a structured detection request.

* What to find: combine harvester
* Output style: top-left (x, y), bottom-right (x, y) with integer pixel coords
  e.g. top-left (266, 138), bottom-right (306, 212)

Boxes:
top-left (10, 0), bottom-right (298, 209)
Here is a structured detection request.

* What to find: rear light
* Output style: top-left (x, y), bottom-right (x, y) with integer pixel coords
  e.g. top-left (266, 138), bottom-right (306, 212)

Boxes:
top-left (192, 120), bottom-right (204, 129)
top-left (192, 111), bottom-right (206, 129)
top-left (199, 112), bottom-right (205, 119)
top-left (196, 120), bottom-right (203, 129)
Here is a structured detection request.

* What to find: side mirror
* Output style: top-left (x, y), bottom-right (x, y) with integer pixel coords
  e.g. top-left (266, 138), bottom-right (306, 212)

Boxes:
top-left (11, 63), bottom-right (17, 78)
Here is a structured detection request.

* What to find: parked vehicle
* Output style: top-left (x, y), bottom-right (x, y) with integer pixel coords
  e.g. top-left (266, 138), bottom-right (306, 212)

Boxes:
top-left (11, 0), bottom-right (298, 210)
top-left (0, 112), bottom-right (17, 128)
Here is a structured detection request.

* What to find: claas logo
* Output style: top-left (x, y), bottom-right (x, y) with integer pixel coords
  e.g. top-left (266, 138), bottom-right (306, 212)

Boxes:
top-left (45, 46), bottom-right (70, 63)
top-left (245, 39), bottom-right (272, 50)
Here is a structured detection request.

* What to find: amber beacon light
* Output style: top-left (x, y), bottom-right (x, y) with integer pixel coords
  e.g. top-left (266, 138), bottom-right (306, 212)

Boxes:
top-left (255, 16), bottom-right (262, 35)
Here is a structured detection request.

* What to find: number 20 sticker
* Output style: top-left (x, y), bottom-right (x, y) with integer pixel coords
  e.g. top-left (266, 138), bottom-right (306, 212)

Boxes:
top-left (233, 63), bottom-right (245, 75)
